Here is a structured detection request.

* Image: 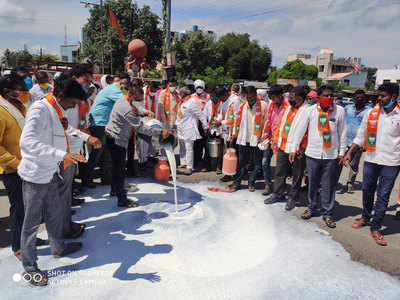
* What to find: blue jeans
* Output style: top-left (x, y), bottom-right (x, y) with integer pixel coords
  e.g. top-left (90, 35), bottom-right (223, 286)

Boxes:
top-left (362, 161), bottom-right (400, 232)
top-left (262, 147), bottom-right (273, 187)
top-left (306, 156), bottom-right (338, 218)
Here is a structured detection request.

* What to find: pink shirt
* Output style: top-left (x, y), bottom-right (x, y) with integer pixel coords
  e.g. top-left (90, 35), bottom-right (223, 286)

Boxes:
top-left (263, 99), bottom-right (289, 142)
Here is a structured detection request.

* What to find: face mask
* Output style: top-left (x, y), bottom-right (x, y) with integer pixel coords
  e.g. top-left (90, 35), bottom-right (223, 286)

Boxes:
top-left (383, 99), bottom-right (394, 109)
top-left (247, 98), bottom-right (257, 106)
top-left (306, 99), bottom-right (314, 105)
top-left (81, 84), bottom-right (89, 95)
top-left (121, 89), bottom-right (128, 96)
top-left (196, 87), bottom-right (204, 95)
top-left (289, 100), bottom-right (297, 107)
top-left (272, 98), bottom-right (281, 104)
top-left (149, 91), bottom-right (156, 97)
top-left (17, 91), bottom-right (30, 104)
top-left (39, 83), bottom-right (50, 90)
top-left (169, 86), bottom-right (176, 93)
top-left (210, 96), bottom-right (218, 103)
top-left (320, 97), bottom-right (334, 110)
top-left (24, 77), bottom-right (33, 90)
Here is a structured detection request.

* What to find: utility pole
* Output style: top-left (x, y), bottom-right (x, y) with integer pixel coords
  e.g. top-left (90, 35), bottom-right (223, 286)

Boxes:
top-left (80, 0), bottom-right (105, 73)
top-left (162, 0), bottom-right (173, 80)
top-left (165, 0), bottom-right (171, 53)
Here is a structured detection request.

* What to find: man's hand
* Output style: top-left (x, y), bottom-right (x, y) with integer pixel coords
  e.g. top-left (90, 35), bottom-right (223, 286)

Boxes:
top-left (144, 110), bottom-right (155, 118)
top-left (61, 117), bottom-right (68, 130)
top-left (87, 136), bottom-right (102, 149)
top-left (161, 128), bottom-right (170, 140)
top-left (289, 152), bottom-right (296, 164)
top-left (343, 152), bottom-right (351, 167)
top-left (337, 155), bottom-right (345, 165)
top-left (64, 153), bottom-right (87, 164)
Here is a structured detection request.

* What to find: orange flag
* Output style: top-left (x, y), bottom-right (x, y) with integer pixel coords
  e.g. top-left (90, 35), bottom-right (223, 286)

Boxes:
top-left (109, 6), bottom-right (126, 40)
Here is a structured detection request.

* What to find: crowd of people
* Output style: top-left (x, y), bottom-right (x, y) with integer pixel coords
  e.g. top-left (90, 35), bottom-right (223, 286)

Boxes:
top-left (0, 63), bottom-right (400, 286)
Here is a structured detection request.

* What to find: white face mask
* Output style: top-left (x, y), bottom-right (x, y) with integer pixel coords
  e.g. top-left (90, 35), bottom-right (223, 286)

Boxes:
top-left (196, 87), bottom-right (204, 95)
top-left (169, 86), bottom-right (176, 93)
top-left (149, 91), bottom-right (156, 96)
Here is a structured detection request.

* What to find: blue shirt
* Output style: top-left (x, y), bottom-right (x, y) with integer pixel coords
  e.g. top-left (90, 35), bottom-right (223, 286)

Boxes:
top-left (89, 83), bottom-right (124, 127)
top-left (344, 104), bottom-right (371, 146)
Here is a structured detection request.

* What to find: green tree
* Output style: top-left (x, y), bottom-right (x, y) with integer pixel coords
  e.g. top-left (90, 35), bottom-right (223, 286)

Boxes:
top-left (1, 48), bottom-right (33, 68)
top-left (365, 67), bottom-right (377, 90)
top-left (82, 0), bottom-right (162, 74)
top-left (32, 53), bottom-right (60, 62)
top-left (268, 59), bottom-right (318, 84)
top-left (194, 66), bottom-right (234, 86)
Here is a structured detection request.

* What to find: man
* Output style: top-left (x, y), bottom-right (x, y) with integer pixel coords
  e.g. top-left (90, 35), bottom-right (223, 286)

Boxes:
top-left (346, 83), bottom-right (400, 246)
top-left (158, 78), bottom-right (179, 130)
top-left (192, 79), bottom-right (210, 171)
top-left (176, 86), bottom-right (209, 176)
top-left (289, 85), bottom-right (347, 228)
top-left (203, 87), bottom-right (230, 174)
top-left (85, 73), bottom-right (131, 187)
top-left (261, 85), bottom-right (288, 195)
top-left (105, 85), bottom-right (169, 207)
top-left (228, 86), bottom-right (268, 192)
top-left (0, 75), bottom-right (41, 261)
top-left (12, 66), bottom-right (33, 90)
top-left (264, 86), bottom-right (308, 210)
top-left (220, 84), bottom-right (243, 182)
top-left (18, 79), bottom-right (88, 286)
top-left (337, 89), bottom-right (370, 193)
top-left (29, 71), bottom-right (53, 104)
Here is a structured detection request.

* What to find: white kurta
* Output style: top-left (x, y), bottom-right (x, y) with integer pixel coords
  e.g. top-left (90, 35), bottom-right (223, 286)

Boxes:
top-left (203, 101), bottom-right (223, 136)
top-left (176, 97), bottom-right (208, 141)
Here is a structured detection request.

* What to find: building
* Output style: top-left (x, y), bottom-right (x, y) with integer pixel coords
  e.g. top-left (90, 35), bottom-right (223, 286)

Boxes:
top-left (60, 44), bottom-right (78, 63)
top-left (375, 65), bottom-right (400, 88)
top-left (288, 49), bottom-right (367, 88)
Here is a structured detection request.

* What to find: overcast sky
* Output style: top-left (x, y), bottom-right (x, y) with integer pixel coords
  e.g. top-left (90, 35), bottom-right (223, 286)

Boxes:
top-left (1, 0), bottom-right (399, 68)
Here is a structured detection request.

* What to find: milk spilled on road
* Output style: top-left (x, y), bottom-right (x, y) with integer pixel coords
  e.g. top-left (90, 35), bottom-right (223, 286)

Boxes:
top-left (162, 143), bottom-right (178, 212)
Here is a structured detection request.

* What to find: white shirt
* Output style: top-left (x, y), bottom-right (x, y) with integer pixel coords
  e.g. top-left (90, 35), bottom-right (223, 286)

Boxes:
top-left (176, 97), bottom-right (208, 141)
top-left (18, 99), bottom-right (89, 184)
top-left (29, 84), bottom-right (53, 104)
top-left (235, 101), bottom-right (268, 147)
top-left (203, 100), bottom-right (224, 136)
top-left (64, 106), bottom-right (90, 154)
top-left (291, 104), bottom-right (347, 159)
top-left (353, 105), bottom-right (400, 166)
top-left (278, 103), bottom-right (309, 153)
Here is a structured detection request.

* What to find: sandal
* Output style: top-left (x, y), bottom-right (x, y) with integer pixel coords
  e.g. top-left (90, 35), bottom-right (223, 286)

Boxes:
top-left (370, 231), bottom-right (387, 246)
top-left (301, 209), bottom-right (313, 220)
top-left (323, 217), bottom-right (336, 228)
top-left (22, 270), bottom-right (48, 286)
top-left (118, 200), bottom-right (139, 208)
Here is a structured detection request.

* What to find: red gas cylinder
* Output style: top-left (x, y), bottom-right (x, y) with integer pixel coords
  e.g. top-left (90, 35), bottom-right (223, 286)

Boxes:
top-left (154, 159), bottom-right (170, 182)
top-left (222, 148), bottom-right (237, 176)
top-left (128, 39), bottom-right (147, 58)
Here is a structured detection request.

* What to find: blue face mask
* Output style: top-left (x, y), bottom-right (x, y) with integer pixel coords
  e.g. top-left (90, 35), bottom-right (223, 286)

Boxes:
top-left (24, 77), bottom-right (33, 90)
top-left (81, 84), bottom-right (89, 95)
top-left (305, 100), bottom-right (314, 105)
top-left (383, 99), bottom-right (394, 109)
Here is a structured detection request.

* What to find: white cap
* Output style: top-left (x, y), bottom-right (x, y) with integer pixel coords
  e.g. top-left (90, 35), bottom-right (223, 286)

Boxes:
top-left (194, 79), bottom-right (205, 89)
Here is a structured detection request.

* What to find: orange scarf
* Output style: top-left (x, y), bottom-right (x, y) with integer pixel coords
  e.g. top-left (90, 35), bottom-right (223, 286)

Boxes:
top-left (177, 95), bottom-right (191, 118)
top-left (45, 93), bottom-right (71, 169)
top-left (226, 104), bottom-right (235, 126)
top-left (163, 88), bottom-right (178, 121)
top-left (280, 107), bottom-right (298, 151)
top-left (234, 97), bottom-right (262, 137)
top-left (209, 99), bottom-right (221, 126)
top-left (144, 88), bottom-right (156, 113)
top-left (317, 106), bottom-right (332, 150)
top-left (78, 100), bottom-right (90, 133)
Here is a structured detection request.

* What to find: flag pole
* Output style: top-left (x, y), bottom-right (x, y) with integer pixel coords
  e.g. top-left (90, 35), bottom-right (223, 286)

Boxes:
top-left (109, 4), bottom-right (113, 75)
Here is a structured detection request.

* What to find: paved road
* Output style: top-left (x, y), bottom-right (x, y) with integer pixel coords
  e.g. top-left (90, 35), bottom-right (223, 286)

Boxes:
top-left (1, 156), bottom-right (399, 277)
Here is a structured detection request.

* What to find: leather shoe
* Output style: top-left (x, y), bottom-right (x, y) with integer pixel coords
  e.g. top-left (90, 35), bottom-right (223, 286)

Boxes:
top-left (285, 198), bottom-right (296, 211)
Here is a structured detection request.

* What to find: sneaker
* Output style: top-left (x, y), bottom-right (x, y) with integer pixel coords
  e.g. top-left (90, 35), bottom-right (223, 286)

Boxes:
top-left (370, 231), bottom-right (387, 246)
top-left (53, 242), bottom-right (83, 258)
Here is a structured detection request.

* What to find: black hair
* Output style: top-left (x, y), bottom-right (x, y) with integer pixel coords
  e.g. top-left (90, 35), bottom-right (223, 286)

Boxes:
top-left (35, 71), bottom-right (48, 81)
top-left (317, 85), bottom-right (334, 96)
top-left (293, 86), bottom-right (307, 99)
top-left (354, 89), bottom-right (365, 95)
top-left (377, 83), bottom-right (398, 97)
top-left (304, 85), bottom-right (311, 94)
top-left (54, 78), bottom-right (86, 101)
top-left (105, 75), bottom-right (113, 83)
top-left (119, 73), bottom-right (130, 81)
top-left (132, 84), bottom-right (144, 95)
top-left (149, 81), bottom-right (159, 89)
top-left (12, 65), bottom-right (29, 73)
top-left (69, 64), bottom-right (93, 78)
top-left (231, 84), bottom-right (240, 92)
top-left (216, 87), bottom-right (228, 98)
top-left (168, 77), bottom-right (177, 83)
top-left (245, 86), bottom-right (257, 95)
top-left (0, 75), bottom-right (27, 97)
top-left (284, 84), bottom-right (294, 92)
top-left (269, 84), bottom-right (283, 96)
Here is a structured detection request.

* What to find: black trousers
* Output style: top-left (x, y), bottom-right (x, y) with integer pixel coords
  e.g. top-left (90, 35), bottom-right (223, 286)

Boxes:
top-left (233, 144), bottom-right (263, 187)
top-left (273, 149), bottom-right (306, 200)
top-left (2, 173), bottom-right (24, 252)
top-left (106, 136), bottom-right (127, 202)
top-left (82, 126), bottom-right (112, 184)
top-left (127, 137), bottom-right (136, 175)
top-left (194, 121), bottom-right (208, 169)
